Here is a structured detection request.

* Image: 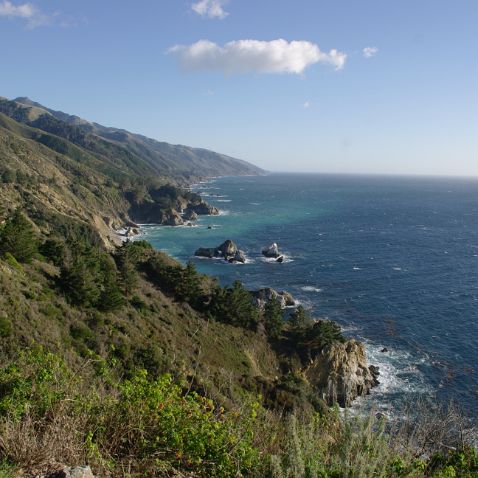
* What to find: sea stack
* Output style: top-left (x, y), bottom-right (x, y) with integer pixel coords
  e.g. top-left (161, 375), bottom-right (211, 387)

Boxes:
top-left (262, 243), bottom-right (281, 258)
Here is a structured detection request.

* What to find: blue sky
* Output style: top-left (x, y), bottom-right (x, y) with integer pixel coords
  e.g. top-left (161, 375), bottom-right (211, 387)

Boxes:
top-left (0, 0), bottom-right (477, 175)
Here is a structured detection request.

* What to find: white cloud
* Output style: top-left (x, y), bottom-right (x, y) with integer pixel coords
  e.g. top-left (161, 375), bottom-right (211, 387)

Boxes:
top-left (0, 0), bottom-right (34, 17)
top-left (0, 1), bottom-right (51, 27)
top-left (303, 101), bottom-right (310, 109)
top-left (169, 39), bottom-right (347, 75)
top-left (192, 0), bottom-right (228, 19)
top-left (363, 46), bottom-right (379, 58)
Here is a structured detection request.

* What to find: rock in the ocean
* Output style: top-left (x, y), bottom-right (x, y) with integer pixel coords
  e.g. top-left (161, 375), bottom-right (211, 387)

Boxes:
top-left (304, 339), bottom-right (379, 407)
top-left (190, 201), bottom-right (219, 216)
top-left (195, 247), bottom-right (217, 258)
top-left (194, 240), bottom-right (245, 263)
top-left (262, 242), bottom-right (281, 258)
top-left (251, 288), bottom-right (296, 309)
top-left (183, 208), bottom-right (198, 221)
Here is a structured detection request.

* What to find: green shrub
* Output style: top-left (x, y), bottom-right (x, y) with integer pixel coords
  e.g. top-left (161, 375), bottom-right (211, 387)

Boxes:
top-left (3, 252), bottom-right (22, 271)
top-left (93, 370), bottom-right (260, 477)
top-left (0, 316), bottom-right (12, 338)
top-left (0, 349), bottom-right (74, 420)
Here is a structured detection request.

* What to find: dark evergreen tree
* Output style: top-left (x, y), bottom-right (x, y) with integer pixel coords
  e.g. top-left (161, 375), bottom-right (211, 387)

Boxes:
top-left (0, 209), bottom-right (38, 263)
top-left (39, 238), bottom-right (66, 266)
top-left (116, 243), bottom-right (138, 296)
top-left (289, 305), bottom-right (312, 329)
top-left (210, 281), bottom-right (259, 330)
top-left (97, 255), bottom-right (125, 312)
top-left (177, 261), bottom-right (201, 304)
top-left (263, 297), bottom-right (284, 339)
top-left (59, 241), bottom-right (102, 307)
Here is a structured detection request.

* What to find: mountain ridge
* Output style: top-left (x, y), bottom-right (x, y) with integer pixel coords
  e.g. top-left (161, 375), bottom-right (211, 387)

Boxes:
top-left (9, 96), bottom-right (265, 180)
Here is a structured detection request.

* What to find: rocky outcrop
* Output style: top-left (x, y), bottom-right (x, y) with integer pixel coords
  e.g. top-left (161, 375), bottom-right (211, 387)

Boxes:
top-left (183, 208), bottom-right (198, 221)
top-left (189, 201), bottom-right (219, 216)
top-left (262, 243), bottom-right (281, 258)
top-left (163, 209), bottom-right (184, 226)
top-left (194, 239), bottom-right (246, 263)
top-left (42, 465), bottom-right (95, 478)
top-left (303, 339), bottom-right (379, 407)
top-left (251, 287), bottom-right (295, 309)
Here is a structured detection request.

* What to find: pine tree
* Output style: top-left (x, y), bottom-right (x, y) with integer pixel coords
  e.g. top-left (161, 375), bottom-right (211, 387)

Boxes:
top-left (0, 209), bottom-right (38, 263)
top-left (289, 305), bottom-right (312, 329)
top-left (59, 241), bottom-right (103, 307)
top-left (98, 255), bottom-right (125, 312)
top-left (263, 297), bottom-right (284, 339)
top-left (210, 281), bottom-right (259, 330)
top-left (178, 261), bottom-right (201, 304)
top-left (116, 245), bottom-right (138, 296)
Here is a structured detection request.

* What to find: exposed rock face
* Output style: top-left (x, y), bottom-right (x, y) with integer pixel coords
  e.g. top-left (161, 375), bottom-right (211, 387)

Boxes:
top-left (194, 239), bottom-right (245, 263)
top-left (43, 466), bottom-right (95, 478)
top-left (303, 339), bottom-right (379, 407)
top-left (262, 243), bottom-right (281, 258)
top-left (163, 209), bottom-right (184, 226)
top-left (183, 208), bottom-right (198, 221)
top-left (251, 287), bottom-right (296, 309)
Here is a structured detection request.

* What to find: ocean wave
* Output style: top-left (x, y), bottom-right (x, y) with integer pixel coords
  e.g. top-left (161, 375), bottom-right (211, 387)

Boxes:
top-left (301, 286), bottom-right (323, 293)
top-left (260, 255), bottom-right (294, 263)
top-left (216, 199), bottom-right (232, 202)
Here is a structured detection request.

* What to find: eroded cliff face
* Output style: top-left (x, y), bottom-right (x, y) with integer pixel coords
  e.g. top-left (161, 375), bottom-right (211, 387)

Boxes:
top-left (303, 339), bottom-right (379, 407)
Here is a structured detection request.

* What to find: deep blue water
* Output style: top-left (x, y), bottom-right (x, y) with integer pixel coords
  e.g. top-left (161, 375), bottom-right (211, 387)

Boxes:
top-left (141, 173), bottom-right (478, 419)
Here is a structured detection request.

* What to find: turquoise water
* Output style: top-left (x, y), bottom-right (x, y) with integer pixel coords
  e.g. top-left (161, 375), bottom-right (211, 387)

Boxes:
top-left (141, 173), bottom-right (478, 419)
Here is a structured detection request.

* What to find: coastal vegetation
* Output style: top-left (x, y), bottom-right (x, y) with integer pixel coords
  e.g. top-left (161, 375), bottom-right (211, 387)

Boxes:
top-left (0, 97), bottom-right (476, 477)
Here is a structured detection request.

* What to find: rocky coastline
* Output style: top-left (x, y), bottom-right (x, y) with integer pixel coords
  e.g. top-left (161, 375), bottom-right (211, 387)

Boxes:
top-left (112, 181), bottom-right (380, 408)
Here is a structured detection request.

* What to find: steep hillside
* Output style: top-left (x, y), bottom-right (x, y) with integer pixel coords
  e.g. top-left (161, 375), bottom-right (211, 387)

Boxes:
top-left (6, 97), bottom-right (265, 179)
top-left (0, 110), bottom-right (229, 246)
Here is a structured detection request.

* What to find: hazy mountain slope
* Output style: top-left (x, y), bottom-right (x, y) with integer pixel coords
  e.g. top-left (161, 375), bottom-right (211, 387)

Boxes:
top-left (9, 97), bottom-right (265, 179)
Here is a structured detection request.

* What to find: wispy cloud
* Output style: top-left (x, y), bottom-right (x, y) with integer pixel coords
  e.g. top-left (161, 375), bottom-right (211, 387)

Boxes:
top-left (169, 39), bottom-right (347, 75)
top-left (0, 1), bottom-right (52, 27)
top-left (363, 46), bottom-right (379, 58)
top-left (303, 101), bottom-right (311, 109)
top-left (191, 0), bottom-right (228, 19)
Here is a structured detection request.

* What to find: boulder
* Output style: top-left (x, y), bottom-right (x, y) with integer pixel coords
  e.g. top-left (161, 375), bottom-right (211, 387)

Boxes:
top-left (262, 243), bottom-right (281, 258)
top-left (45, 466), bottom-right (95, 478)
top-left (194, 240), bottom-right (245, 263)
top-left (303, 339), bottom-right (379, 407)
top-left (251, 288), bottom-right (296, 309)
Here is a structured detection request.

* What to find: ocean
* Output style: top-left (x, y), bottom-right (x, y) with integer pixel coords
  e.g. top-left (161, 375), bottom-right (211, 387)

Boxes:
top-left (140, 173), bottom-right (478, 421)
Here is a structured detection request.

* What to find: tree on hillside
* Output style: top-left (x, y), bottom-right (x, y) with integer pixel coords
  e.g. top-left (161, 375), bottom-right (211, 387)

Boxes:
top-left (289, 305), bottom-right (313, 329)
top-left (98, 255), bottom-right (125, 312)
top-left (176, 261), bottom-right (201, 304)
top-left (263, 297), bottom-right (284, 339)
top-left (0, 209), bottom-right (38, 263)
top-left (210, 281), bottom-right (259, 330)
top-left (115, 242), bottom-right (139, 297)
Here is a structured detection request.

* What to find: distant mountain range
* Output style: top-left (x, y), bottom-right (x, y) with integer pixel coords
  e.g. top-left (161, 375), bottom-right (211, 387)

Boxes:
top-left (0, 96), bottom-right (264, 181)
